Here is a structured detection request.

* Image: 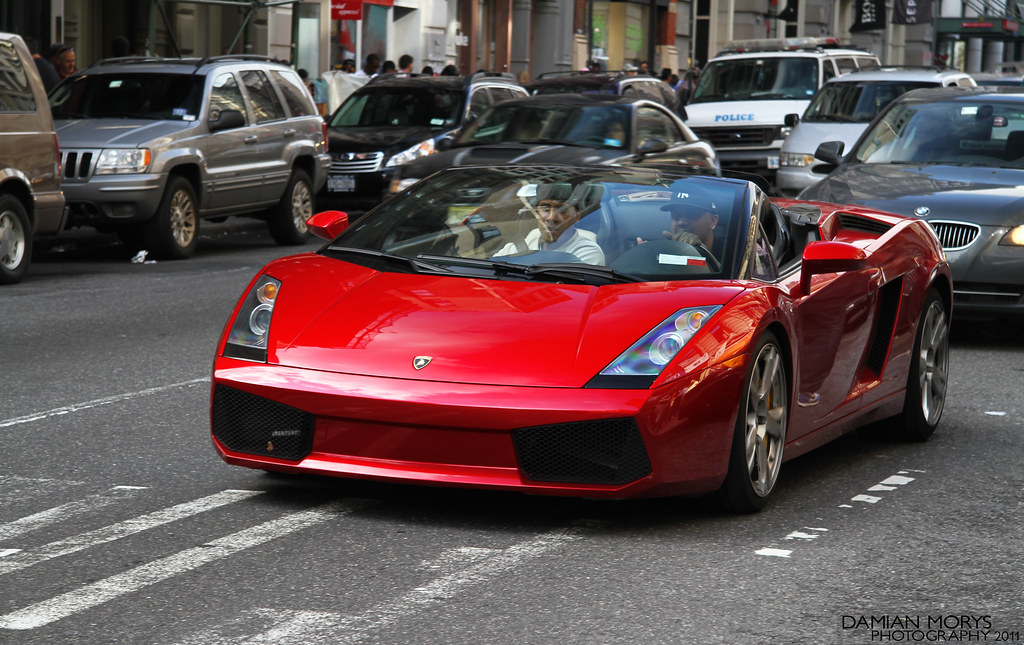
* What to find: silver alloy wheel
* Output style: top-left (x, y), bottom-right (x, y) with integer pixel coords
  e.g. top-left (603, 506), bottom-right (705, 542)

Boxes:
top-left (289, 179), bottom-right (311, 234)
top-left (169, 188), bottom-right (197, 248)
top-left (743, 342), bottom-right (787, 497)
top-left (0, 208), bottom-right (26, 270)
top-left (916, 299), bottom-right (949, 426)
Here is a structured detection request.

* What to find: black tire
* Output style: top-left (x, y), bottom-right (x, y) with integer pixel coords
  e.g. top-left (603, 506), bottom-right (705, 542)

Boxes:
top-left (0, 194), bottom-right (32, 285)
top-left (719, 331), bottom-right (789, 513)
top-left (892, 289), bottom-right (950, 441)
top-left (144, 176), bottom-right (199, 260)
top-left (267, 169), bottom-right (312, 246)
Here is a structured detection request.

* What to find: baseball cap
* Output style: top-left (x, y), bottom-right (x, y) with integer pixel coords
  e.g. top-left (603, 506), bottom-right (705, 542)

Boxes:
top-left (660, 182), bottom-right (719, 215)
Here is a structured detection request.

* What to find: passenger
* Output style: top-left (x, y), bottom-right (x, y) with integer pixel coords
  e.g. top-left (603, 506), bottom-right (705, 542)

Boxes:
top-left (603, 117), bottom-right (627, 147)
top-left (495, 183), bottom-right (605, 264)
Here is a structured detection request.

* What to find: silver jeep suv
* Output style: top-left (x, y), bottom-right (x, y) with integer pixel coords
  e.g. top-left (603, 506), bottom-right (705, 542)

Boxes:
top-left (50, 55), bottom-right (330, 259)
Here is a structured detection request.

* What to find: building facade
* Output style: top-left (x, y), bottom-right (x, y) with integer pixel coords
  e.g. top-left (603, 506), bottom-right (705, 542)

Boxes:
top-left (2, 1), bottom-right (1021, 83)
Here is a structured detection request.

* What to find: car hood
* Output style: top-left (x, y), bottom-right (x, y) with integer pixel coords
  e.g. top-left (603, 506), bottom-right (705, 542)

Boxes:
top-left (401, 144), bottom-right (622, 180)
top-left (781, 122), bottom-right (868, 155)
top-left (685, 100), bottom-right (810, 128)
top-left (326, 126), bottom-right (450, 153)
top-left (802, 163), bottom-right (1024, 227)
top-left (55, 118), bottom-right (194, 148)
top-left (263, 255), bottom-right (743, 388)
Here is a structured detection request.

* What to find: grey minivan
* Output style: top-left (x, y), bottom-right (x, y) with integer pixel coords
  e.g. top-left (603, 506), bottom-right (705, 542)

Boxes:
top-left (0, 32), bottom-right (65, 284)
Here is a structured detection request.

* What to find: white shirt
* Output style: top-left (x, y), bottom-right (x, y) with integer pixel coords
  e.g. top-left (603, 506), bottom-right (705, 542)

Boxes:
top-left (495, 228), bottom-right (605, 265)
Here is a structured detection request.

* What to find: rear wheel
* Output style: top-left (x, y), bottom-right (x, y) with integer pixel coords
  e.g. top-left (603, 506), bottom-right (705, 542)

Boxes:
top-left (144, 176), bottom-right (199, 259)
top-left (0, 194), bottom-right (31, 285)
top-left (267, 169), bottom-right (312, 246)
top-left (719, 331), bottom-right (788, 513)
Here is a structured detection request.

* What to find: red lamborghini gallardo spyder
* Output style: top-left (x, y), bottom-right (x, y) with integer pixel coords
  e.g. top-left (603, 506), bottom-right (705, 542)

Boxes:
top-left (211, 164), bottom-right (951, 512)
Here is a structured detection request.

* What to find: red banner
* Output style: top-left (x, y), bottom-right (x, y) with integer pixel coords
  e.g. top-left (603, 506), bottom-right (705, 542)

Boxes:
top-left (331, 0), bottom-right (363, 20)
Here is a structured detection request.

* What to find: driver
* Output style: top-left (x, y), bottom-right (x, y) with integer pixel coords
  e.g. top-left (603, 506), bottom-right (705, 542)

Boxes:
top-left (660, 183), bottom-right (719, 260)
top-left (495, 183), bottom-right (605, 264)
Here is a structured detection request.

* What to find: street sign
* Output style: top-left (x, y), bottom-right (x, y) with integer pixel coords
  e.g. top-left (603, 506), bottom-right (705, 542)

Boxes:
top-left (332, 0), bottom-right (363, 21)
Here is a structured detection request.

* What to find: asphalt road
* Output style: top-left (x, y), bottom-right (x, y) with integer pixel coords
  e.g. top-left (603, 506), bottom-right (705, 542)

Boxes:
top-left (2, 220), bottom-right (1022, 645)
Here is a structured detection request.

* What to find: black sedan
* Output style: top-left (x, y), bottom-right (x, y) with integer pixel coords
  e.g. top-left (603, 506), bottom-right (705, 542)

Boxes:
top-left (390, 94), bottom-right (718, 194)
top-left (800, 86), bottom-right (1024, 319)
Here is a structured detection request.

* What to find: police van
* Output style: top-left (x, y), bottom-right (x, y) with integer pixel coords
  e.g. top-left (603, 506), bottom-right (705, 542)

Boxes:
top-left (684, 37), bottom-right (878, 184)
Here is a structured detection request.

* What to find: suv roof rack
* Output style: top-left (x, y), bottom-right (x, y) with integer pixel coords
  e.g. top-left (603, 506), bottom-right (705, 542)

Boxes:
top-left (365, 70), bottom-right (516, 87)
top-left (855, 64), bottom-right (949, 73)
top-left (84, 54), bottom-right (286, 73)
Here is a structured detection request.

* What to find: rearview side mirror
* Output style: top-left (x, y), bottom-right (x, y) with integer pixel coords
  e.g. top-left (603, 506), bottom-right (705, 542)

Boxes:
top-left (814, 141), bottom-right (846, 166)
top-left (800, 241), bottom-right (867, 294)
top-left (784, 113), bottom-right (800, 128)
top-left (208, 109), bottom-right (246, 132)
top-left (307, 210), bottom-right (350, 240)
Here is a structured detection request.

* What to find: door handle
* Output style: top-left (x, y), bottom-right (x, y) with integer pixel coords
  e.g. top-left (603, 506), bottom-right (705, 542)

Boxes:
top-left (244, 135), bottom-right (258, 144)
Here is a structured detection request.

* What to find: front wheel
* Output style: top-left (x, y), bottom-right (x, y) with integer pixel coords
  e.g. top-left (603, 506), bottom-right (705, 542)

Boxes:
top-left (719, 331), bottom-right (789, 513)
top-left (144, 176), bottom-right (199, 259)
top-left (267, 169), bottom-right (312, 246)
top-left (895, 290), bottom-right (950, 441)
top-left (0, 194), bottom-right (32, 285)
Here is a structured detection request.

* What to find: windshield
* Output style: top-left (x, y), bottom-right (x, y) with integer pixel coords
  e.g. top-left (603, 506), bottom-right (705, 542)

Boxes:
top-left (456, 104), bottom-right (632, 149)
top-left (854, 99), bottom-right (1024, 167)
top-left (324, 166), bottom-right (750, 283)
top-left (50, 73), bottom-right (205, 120)
top-left (803, 81), bottom-right (936, 123)
top-left (690, 57), bottom-right (818, 103)
top-left (328, 87), bottom-right (465, 128)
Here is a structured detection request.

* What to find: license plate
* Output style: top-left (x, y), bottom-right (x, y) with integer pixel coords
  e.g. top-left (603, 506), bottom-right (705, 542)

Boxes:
top-left (328, 174), bottom-right (355, 192)
top-left (767, 155), bottom-right (780, 170)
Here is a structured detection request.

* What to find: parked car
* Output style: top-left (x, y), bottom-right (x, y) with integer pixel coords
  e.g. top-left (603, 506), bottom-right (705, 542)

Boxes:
top-left (685, 37), bottom-right (879, 183)
top-left (390, 94), bottom-right (718, 193)
top-left (800, 86), bottom-right (1024, 319)
top-left (318, 72), bottom-right (528, 211)
top-left (0, 32), bottom-right (65, 284)
top-left (777, 66), bottom-right (976, 196)
top-left (524, 70), bottom-right (679, 112)
top-left (49, 55), bottom-right (330, 259)
top-left (211, 163), bottom-right (951, 512)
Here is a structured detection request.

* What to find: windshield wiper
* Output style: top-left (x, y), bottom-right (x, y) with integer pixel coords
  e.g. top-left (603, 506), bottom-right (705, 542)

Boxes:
top-left (326, 246), bottom-right (452, 274)
top-left (418, 255), bottom-right (642, 284)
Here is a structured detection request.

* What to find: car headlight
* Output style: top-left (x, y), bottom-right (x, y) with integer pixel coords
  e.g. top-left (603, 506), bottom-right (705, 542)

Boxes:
top-left (587, 306), bottom-right (721, 388)
top-left (385, 139), bottom-right (436, 167)
top-left (780, 152), bottom-right (815, 167)
top-left (94, 149), bottom-right (152, 174)
top-left (223, 275), bottom-right (281, 362)
top-left (999, 225), bottom-right (1024, 246)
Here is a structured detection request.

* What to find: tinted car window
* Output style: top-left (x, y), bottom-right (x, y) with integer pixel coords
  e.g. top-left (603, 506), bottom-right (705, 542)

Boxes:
top-left (50, 73), bottom-right (205, 120)
top-left (242, 70), bottom-right (285, 123)
top-left (330, 87), bottom-right (464, 128)
top-left (803, 81), bottom-right (936, 123)
top-left (270, 69), bottom-right (315, 117)
top-left (487, 86), bottom-right (518, 104)
top-left (457, 103), bottom-right (633, 148)
top-left (637, 106), bottom-right (682, 146)
top-left (0, 40), bottom-right (35, 112)
top-left (209, 72), bottom-right (248, 122)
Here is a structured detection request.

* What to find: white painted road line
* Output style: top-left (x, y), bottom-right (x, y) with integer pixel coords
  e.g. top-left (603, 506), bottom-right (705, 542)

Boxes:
top-left (0, 489), bottom-right (263, 575)
top-left (0, 500), bottom-right (358, 631)
top-left (0, 485), bottom-right (148, 541)
top-left (236, 527), bottom-right (587, 644)
top-left (0, 377), bottom-right (209, 429)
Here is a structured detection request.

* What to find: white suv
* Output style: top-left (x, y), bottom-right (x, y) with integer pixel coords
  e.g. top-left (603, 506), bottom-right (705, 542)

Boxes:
top-left (777, 67), bottom-right (976, 196)
top-left (684, 37), bottom-right (879, 184)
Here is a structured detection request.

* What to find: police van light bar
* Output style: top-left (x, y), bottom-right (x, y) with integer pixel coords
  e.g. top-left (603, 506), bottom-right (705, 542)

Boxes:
top-left (719, 36), bottom-right (842, 54)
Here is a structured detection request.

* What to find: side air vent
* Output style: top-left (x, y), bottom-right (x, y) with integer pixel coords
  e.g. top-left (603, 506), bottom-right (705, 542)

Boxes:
top-left (838, 213), bottom-right (893, 235)
top-left (865, 277), bottom-right (903, 375)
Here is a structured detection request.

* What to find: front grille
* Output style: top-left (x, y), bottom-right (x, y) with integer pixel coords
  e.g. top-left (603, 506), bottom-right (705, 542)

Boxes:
top-left (929, 220), bottom-right (980, 251)
top-left (329, 151), bottom-right (384, 173)
top-left (512, 418), bottom-right (651, 485)
top-left (212, 386), bottom-right (315, 461)
top-left (839, 213), bottom-right (892, 235)
top-left (690, 126), bottom-right (778, 147)
top-left (61, 150), bottom-right (98, 180)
